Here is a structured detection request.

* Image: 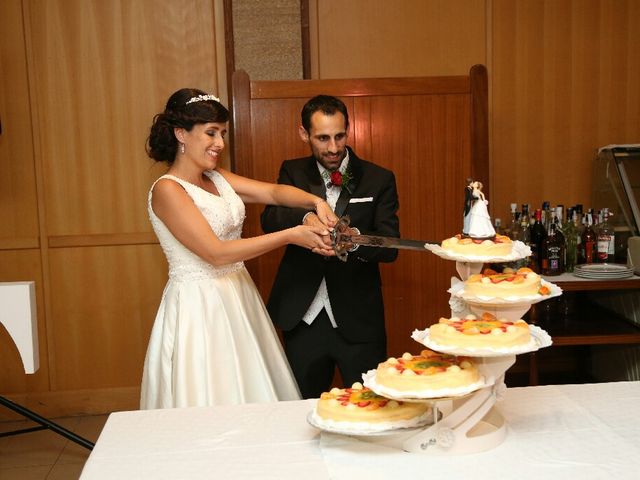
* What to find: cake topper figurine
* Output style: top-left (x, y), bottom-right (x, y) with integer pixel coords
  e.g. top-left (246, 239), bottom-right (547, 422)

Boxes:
top-left (463, 178), bottom-right (496, 239)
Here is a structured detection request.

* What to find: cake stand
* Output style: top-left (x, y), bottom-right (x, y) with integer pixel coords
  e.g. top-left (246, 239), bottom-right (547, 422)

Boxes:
top-left (360, 249), bottom-right (555, 455)
top-left (309, 244), bottom-right (555, 455)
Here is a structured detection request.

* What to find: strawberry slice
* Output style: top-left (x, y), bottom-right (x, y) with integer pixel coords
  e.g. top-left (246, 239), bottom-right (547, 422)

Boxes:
top-left (490, 275), bottom-right (510, 283)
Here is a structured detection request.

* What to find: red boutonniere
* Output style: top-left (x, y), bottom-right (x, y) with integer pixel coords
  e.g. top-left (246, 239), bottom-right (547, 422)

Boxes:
top-left (324, 169), bottom-right (354, 193)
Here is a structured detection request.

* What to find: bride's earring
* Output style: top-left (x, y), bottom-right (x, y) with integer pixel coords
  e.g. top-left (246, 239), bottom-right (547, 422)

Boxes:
top-left (179, 142), bottom-right (185, 154)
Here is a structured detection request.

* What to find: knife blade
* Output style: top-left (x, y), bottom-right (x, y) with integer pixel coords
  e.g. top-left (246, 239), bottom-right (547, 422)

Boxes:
top-left (331, 216), bottom-right (435, 261)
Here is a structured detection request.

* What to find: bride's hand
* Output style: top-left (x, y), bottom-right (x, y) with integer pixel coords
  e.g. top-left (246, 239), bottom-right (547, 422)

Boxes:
top-left (290, 225), bottom-right (335, 256)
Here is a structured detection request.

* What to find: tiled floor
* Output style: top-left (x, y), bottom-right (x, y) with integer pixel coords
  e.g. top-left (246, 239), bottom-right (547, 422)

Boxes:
top-left (0, 414), bottom-right (108, 480)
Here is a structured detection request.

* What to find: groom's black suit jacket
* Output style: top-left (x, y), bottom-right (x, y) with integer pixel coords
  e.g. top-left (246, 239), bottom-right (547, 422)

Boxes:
top-left (261, 147), bottom-right (400, 343)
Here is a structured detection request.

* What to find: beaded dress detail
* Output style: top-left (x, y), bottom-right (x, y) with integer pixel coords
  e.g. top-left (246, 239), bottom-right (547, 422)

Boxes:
top-left (141, 170), bottom-right (300, 408)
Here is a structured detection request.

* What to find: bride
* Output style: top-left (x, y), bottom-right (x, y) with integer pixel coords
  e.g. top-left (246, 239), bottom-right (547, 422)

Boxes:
top-left (140, 88), bottom-right (337, 408)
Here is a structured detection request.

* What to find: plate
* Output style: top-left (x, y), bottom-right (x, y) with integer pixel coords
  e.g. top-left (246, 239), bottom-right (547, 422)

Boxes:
top-left (424, 240), bottom-right (531, 263)
top-left (411, 325), bottom-right (553, 357)
top-left (361, 369), bottom-right (489, 400)
top-left (574, 263), bottom-right (632, 273)
top-left (573, 271), bottom-right (634, 279)
top-left (573, 264), bottom-right (634, 279)
top-left (449, 278), bottom-right (563, 305)
top-left (306, 410), bottom-right (434, 436)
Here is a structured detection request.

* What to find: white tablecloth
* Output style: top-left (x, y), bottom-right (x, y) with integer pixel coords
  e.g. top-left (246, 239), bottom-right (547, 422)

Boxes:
top-left (81, 382), bottom-right (640, 480)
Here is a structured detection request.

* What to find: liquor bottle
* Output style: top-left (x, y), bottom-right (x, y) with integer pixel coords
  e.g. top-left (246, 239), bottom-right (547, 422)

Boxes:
top-left (574, 205), bottom-right (583, 228)
top-left (513, 205), bottom-right (531, 269)
top-left (516, 204), bottom-right (530, 244)
top-left (574, 205), bottom-right (584, 262)
top-left (596, 208), bottom-right (615, 263)
top-left (508, 212), bottom-right (521, 240)
top-left (541, 201), bottom-right (551, 231)
top-left (541, 222), bottom-right (565, 275)
top-left (555, 205), bottom-right (564, 228)
top-left (507, 203), bottom-right (519, 239)
top-left (563, 207), bottom-right (578, 272)
top-left (529, 209), bottom-right (547, 272)
top-left (553, 206), bottom-right (565, 245)
top-left (581, 212), bottom-right (596, 264)
top-left (589, 208), bottom-right (598, 230)
top-left (494, 218), bottom-right (503, 235)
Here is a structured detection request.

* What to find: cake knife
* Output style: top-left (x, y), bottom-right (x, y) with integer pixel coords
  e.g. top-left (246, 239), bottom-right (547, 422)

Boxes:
top-left (330, 216), bottom-right (436, 261)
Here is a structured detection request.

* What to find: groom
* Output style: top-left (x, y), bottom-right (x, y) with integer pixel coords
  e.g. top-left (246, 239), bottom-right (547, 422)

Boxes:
top-left (261, 95), bottom-right (400, 399)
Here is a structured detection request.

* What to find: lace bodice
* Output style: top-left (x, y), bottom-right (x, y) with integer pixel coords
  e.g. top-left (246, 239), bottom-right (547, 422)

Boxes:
top-left (148, 170), bottom-right (246, 280)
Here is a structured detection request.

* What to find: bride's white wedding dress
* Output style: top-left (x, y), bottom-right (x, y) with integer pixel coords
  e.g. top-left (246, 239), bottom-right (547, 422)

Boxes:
top-left (140, 170), bottom-right (300, 409)
top-left (467, 194), bottom-right (496, 238)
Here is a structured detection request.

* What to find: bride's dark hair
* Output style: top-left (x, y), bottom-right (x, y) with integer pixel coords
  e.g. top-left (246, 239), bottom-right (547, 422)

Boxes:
top-left (146, 88), bottom-right (229, 164)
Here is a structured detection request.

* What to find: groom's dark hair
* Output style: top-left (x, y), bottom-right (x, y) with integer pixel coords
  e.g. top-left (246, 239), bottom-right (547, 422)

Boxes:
top-left (301, 95), bottom-right (349, 132)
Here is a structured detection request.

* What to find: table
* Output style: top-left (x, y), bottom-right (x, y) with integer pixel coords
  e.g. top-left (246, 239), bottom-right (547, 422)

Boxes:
top-left (81, 381), bottom-right (640, 479)
top-left (515, 275), bottom-right (640, 385)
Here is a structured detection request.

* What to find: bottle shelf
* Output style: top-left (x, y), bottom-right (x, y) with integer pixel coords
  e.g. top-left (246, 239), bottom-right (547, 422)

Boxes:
top-left (541, 273), bottom-right (640, 291)
top-left (524, 294), bottom-right (640, 346)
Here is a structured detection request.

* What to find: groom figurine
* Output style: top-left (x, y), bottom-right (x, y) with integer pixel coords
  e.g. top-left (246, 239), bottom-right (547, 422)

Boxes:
top-left (261, 95), bottom-right (400, 399)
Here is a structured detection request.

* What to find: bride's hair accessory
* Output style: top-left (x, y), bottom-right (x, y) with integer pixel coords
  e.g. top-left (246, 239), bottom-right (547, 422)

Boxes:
top-left (185, 94), bottom-right (221, 105)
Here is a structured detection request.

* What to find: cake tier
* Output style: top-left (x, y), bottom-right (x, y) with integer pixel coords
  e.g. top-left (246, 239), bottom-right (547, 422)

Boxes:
top-left (441, 233), bottom-right (513, 257)
top-left (375, 349), bottom-right (479, 392)
top-left (429, 312), bottom-right (531, 348)
top-left (315, 383), bottom-right (429, 424)
top-left (464, 267), bottom-right (550, 298)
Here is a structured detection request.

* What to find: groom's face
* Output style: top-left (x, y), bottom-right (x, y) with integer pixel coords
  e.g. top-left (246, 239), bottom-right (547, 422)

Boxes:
top-left (299, 111), bottom-right (348, 172)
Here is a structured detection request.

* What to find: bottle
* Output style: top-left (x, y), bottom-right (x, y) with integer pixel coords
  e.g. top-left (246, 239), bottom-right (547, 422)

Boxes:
top-left (563, 207), bottom-right (578, 272)
top-left (520, 204), bottom-right (530, 226)
top-left (516, 205), bottom-right (530, 243)
top-left (541, 222), bottom-right (565, 275)
top-left (541, 201), bottom-right (550, 230)
top-left (574, 205), bottom-right (584, 262)
top-left (581, 212), bottom-right (596, 264)
top-left (596, 208), bottom-right (615, 263)
top-left (553, 206), bottom-right (565, 246)
top-left (555, 205), bottom-right (564, 229)
top-left (509, 212), bottom-right (521, 240)
top-left (494, 218), bottom-right (503, 235)
top-left (513, 205), bottom-right (531, 269)
top-left (529, 209), bottom-right (547, 272)
top-left (507, 203), bottom-right (519, 239)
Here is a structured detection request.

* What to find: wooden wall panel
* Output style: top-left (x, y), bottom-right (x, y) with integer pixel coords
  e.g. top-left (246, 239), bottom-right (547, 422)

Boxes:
top-left (307, 0), bottom-right (640, 225)
top-left (0, 0), bottom-right (39, 247)
top-left (309, 0), bottom-right (487, 78)
top-left (48, 245), bottom-right (166, 390)
top-left (244, 98), bottom-right (317, 296)
top-left (233, 70), bottom-right (484, 359)
top-left (25, 0), bottom-right (221, 237)
top-left (491, 0), bottom-right (640, 221)
top-left (2, 0), bottom-right (226, 417)
top-left (352, 95), bottom-right (469, 355)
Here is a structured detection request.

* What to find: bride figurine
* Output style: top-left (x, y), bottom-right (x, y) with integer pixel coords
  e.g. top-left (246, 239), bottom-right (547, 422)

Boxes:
top-left (463, 179), bottom-right (495, 239)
